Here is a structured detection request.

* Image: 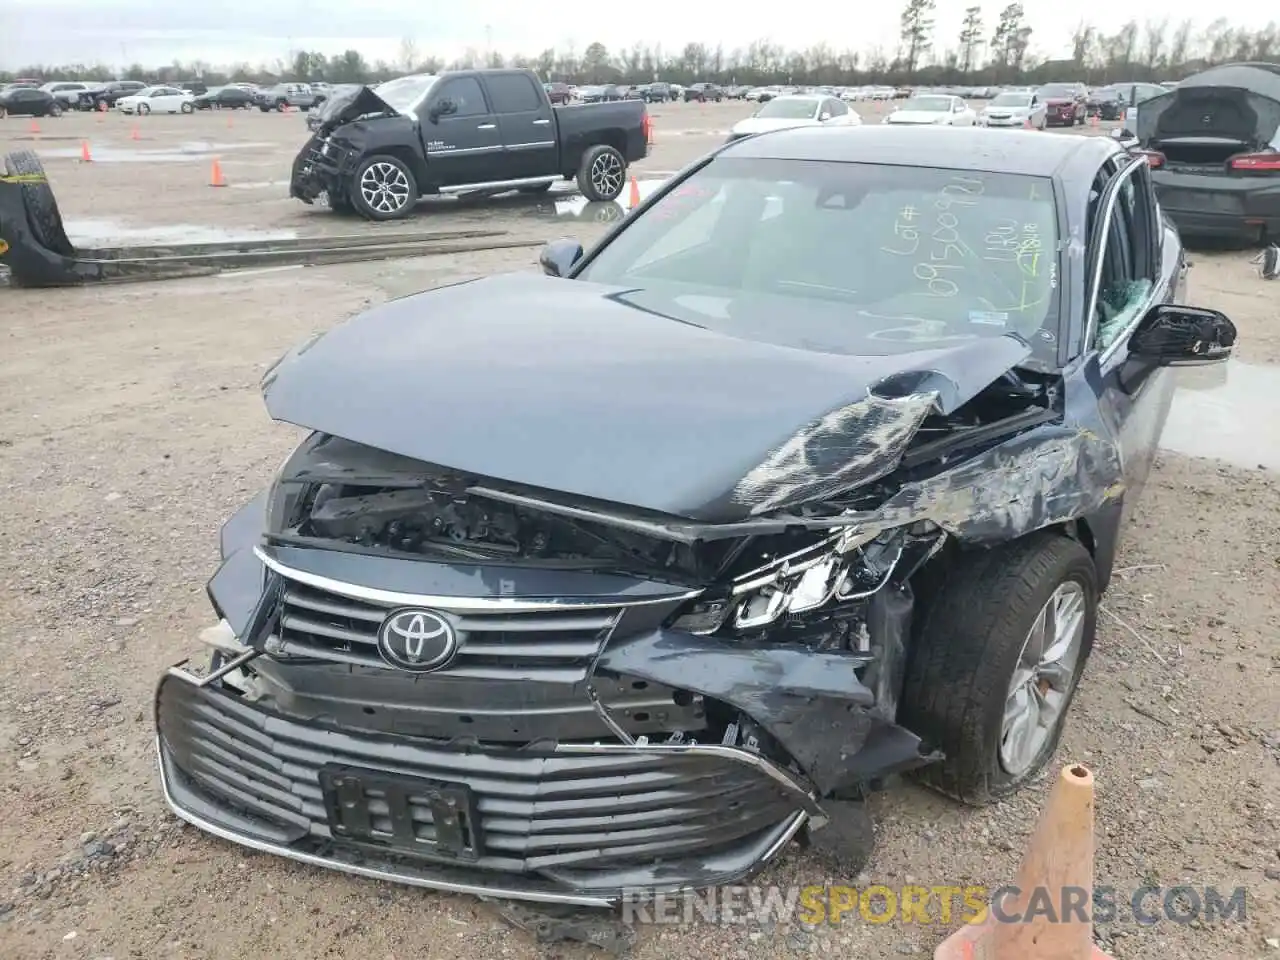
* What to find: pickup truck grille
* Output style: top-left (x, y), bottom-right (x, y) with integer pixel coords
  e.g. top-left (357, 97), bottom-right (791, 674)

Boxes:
top-left (269, 578), bottom-right (620, 684)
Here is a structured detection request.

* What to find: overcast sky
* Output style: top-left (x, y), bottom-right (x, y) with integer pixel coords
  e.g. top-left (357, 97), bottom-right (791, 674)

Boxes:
top-left (1, 0), bottom-right (1271, 70)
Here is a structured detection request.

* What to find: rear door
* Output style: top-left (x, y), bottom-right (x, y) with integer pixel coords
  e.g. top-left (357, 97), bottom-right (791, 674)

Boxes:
top-left (484, 73), bottom-right (558, 179)
top-left (154, 87), bottom-right (184, 112)
top-left (418, 75), bottom-right (505, 187)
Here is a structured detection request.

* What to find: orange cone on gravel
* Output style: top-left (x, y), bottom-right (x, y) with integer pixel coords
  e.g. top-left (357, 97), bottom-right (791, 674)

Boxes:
top-left (209, 158), bottom-right (226, 187)
top-left (28, 118), bottom-right (40, 136)
top-left (80, 140), bottom-right (92, 163)
top-left (934, 764), bottom-right (1115, 960)
top-left (628, 176), bottom-right (641, 210)
top-left (130, 126), bottom-right (140, 141)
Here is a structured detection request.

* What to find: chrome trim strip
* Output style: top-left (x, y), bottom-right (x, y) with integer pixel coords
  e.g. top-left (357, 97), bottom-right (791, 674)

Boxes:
top-left (437, 175), bottom-right (559, 194)
top-left (166, 649), bottom-right (260, 688)
top-left (506, 140), bottom-right (557, 150)
top-left (155, 736), bottom-right (616, 908)
top-left (253, 545), bottom-right (702, 612)
top-left (553, 740), bottom-right (827, 823)
top-left (1084, 155), bottom-right (1151, 359)
top-left (425, 146), bottom-right (501, 157)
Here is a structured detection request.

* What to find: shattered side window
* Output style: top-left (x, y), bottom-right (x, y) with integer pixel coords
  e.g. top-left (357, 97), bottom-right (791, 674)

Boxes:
top-left (1097, 279), bottom-right (1153, 349)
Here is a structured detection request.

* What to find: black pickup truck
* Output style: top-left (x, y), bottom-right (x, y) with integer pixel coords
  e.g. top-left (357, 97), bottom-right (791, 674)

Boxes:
top-left (290, 68), bottom-right (652, 220)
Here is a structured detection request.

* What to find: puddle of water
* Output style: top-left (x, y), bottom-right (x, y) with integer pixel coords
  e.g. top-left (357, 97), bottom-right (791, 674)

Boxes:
top-left (228, 179), bottom-right (291, 190)
top-left (64, 218), bottom-right (296, 245)
top-left (548, 178), bottom-right (668, 221)
top-left (1162, 360), bottom-right (1280, 471)
top-left (38, 141), bottom-right (274, 163)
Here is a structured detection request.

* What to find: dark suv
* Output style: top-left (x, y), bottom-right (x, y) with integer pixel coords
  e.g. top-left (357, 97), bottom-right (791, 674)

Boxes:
top-left (684, 82), bottom-right (723, 103)
top-left (644, 82), bottom-right (673, 102)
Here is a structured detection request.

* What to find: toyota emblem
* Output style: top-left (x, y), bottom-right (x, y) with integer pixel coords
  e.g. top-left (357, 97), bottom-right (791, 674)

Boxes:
top-left (376, 608), bottom-right (459, 673)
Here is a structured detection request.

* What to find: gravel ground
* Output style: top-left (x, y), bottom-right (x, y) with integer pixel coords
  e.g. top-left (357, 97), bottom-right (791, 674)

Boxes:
top-left (0, 103), bottom-right (1277, 960)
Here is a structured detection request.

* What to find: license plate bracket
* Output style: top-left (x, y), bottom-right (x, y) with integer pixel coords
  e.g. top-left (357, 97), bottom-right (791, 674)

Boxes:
top-left (319, 764), bottom-right (483, 860)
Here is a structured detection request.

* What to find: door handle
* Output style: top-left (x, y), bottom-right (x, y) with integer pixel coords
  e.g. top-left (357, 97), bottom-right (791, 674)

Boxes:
top-left (532, 118), bottom-right (551, 125)
top-left (477, 123), bottom-right (496, 130)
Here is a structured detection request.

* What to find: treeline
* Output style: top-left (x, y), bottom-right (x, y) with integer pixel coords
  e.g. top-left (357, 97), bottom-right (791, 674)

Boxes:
top-left (2, 15), bottom-right (1276, 89)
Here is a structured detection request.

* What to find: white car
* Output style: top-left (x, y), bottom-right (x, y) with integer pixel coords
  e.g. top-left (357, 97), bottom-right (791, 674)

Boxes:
top-left (883, 94), bottom-right (977, 126)
top-left (727, 94), bottom-right (862, 141)
top-left (117, 85), bottom-right (195, 115)
top-left (980, 91), bottom-right (1046, 129)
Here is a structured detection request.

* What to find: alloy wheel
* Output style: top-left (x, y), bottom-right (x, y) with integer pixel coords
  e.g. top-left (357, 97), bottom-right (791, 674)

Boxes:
top-left (359, 161), bottom-right (411, 214)
top-left (589, 151), bottom-right (623, 198)
top-left (999, 580), bottom-right (1086, 777)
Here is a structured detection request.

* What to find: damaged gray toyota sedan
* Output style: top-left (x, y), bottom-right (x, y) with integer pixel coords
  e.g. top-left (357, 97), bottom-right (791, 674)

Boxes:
top-left (156, 126), bottom-right (1236, 905)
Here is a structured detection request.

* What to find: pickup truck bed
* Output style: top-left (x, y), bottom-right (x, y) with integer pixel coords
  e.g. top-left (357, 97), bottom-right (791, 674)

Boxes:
top-left (290, 69), bottom-right (651, 221)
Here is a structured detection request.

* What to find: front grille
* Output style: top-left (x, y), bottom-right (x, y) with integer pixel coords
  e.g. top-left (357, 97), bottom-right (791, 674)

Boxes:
top-left (157, 674), bottom-right (803, 886)
top-left (269, 579), bottom-right (620, 683)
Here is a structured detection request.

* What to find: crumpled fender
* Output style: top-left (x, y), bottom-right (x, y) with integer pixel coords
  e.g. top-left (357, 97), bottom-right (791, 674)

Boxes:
top-left (596, 586), bottom-right (932, 798)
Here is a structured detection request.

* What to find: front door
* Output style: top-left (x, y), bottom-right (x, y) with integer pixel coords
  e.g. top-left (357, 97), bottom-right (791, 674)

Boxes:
top-left (418, 76), bottom-right (504, 188)
top-left (485, 73), bottom-right (558, 180)
top-left (1092, 159), bottom-right (1176, 525)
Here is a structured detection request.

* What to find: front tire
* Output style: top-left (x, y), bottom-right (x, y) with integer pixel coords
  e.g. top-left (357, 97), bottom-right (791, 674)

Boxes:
top-left (137, 103), bottom-right (150, 115)
top-left (181, 102), bottom-right (193, 114)
top-left (49, 103), bottom-right (63, 117)
top-left (899, 533), bottom-right (1097, 806)
top-left (350, 154), bottom-right (418, 221)
top-left (577, 144), bottom-right (625, 202)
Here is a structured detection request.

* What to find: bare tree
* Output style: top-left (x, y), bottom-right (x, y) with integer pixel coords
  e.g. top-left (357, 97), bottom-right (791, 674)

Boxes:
top-left (397, 38), bottom-right (418, 73)
top-left (1142, 19), bottom-right (1169, 74)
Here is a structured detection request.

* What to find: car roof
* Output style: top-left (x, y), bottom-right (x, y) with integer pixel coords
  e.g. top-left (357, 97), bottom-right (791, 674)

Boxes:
top-left (719, 125), bottom-right (1119, 178)
top-left (770, 94), bottom-right (824, 103)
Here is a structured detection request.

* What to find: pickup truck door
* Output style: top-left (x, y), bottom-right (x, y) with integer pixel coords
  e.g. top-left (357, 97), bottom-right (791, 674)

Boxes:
top-left (483, 73), bottom-right (559, 180)
top-left (418, 76), bottom-right (505, 188)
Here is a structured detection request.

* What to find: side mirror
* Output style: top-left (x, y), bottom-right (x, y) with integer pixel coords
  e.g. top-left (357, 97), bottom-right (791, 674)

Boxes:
top-left (1128, 304), bottom-right (1236, 366)
top-left (429, 98), bottom-right (457, 122)
top-left (539, 238), bottom-right (584, 277)
top-left (819, 112), bottom-right (831, 121)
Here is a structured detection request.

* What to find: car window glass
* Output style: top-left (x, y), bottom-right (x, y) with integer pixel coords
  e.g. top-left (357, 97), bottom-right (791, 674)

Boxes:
top-left (486, 74), bottom-right (542, 113)
top-left (437, 78), bottom-right (487, 117)
top-left (1095, 173), bottom-right (1153, 350)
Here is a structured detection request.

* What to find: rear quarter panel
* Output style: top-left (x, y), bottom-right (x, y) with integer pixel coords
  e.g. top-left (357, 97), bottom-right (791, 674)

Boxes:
top-left (555, 101), bottom-right (649, 172)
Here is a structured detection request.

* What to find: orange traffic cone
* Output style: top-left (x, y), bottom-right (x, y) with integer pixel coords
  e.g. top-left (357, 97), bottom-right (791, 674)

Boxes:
top-left (1024, 114), bottom-right (1033, 129)
top-left (1091, 113), bottom-right (1099, 128)
top-left (934, 764), bottom-right (1114, 960)
top-left (627, 176), bottom-right (641, 210)
top-left (130, 126), bottom-right (140, 141)
top-left (209, 158), bottom-right (226, 187)
top-left (28, 118), bottom-right (40, 136)
top-left (80, 140), bottom-right (92, 163)
top-left (226, 112), bottom-right (234, 129)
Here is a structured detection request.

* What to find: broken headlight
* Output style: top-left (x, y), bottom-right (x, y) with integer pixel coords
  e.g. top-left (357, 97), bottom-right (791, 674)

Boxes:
top-left (671, 529), bottom-right (906, 636)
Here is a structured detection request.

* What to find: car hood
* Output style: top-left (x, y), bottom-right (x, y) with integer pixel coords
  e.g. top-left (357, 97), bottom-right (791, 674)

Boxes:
top-left (261, 273), bottom-right (1033, 523)
top-left (312, 85), bottom-right (399, 134)
top-left (731, 116), bottom-right (819, 134)
top-left (886, 110), bottom-right (946, 124)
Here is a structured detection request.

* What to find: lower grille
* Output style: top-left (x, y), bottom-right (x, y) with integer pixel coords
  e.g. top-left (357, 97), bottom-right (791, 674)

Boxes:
top-left (157, 673), bottom-right (806, 898)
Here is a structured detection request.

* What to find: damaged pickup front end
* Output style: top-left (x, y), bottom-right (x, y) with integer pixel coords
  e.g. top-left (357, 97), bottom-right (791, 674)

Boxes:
top-left (156, 275), bottom-right (1125, 905)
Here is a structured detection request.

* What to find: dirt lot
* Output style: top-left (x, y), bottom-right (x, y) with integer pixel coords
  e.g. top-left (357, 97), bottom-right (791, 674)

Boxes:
top-left (0, 102), bottom-right (1277, 960)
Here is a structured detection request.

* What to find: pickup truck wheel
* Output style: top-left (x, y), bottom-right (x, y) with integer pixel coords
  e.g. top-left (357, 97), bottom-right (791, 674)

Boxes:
top-left (898, 533), bottom-right (1097, 806)
top-left (577, 144), bottom-right (626, 202)
top-left (352, 155), bottom-right (418, 221)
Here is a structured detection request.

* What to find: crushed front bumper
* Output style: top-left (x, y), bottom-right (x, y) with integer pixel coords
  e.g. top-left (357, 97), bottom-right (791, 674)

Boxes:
top-left (289, 138), bottom-right (343, 205)
top-left (156, 668), bottom-right (814, 905)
